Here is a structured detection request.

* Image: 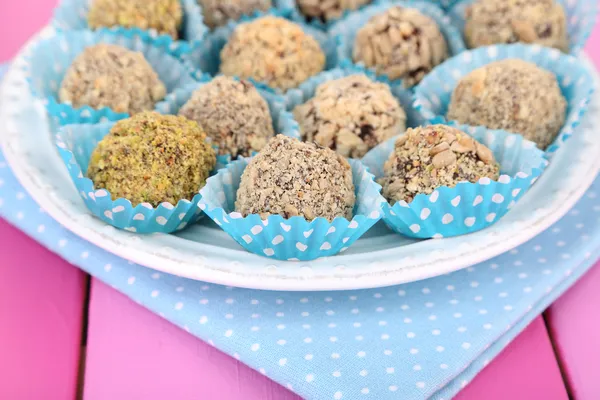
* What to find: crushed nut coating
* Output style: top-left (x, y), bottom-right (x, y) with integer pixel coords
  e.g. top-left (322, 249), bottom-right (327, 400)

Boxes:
top-left (379, 125), bottom-right (500, 204)
top-left (88, 112), bottom-right (216, 207)
top-left (447, 59), bottom-right (566, 149)
top-left (220, 16), bottom-right (326, 91)
top-left (59, 44), bottom-right (166, 115)
top-left (199, 0), bottom-right (272, 29)
top-left (235, 135), bottom-right (356, 221)
top-left (179, 76), bottom-right (275, 157)
top-left (293, 74), bottom-right (406, 158)
top-left (465, 0), bottom-right (568, 52)
top-left (297, 0), bottom-right (372, 23)
top-left (353, 6), bottom-right (448, 87)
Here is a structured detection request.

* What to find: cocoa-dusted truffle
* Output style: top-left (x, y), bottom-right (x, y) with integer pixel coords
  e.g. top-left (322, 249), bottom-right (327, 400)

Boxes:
top-left (235, 135), bottom-right (356, 221)
top-left (87, 0), bottom-right (183, 39)
top-left (88, 112), bottom-right (216, 206)
top-left (447, 59), bottom-right (567, 149)
top-left (379, 125), bottom-right (500, 204)
top-left (297, 0), bottom-right (372, 23)
top-left (199, 0), bottom-right (272, 29)
top-left (293, 74), bottom-right (407, 158)
top-left (353, 6), bottom-right (448, 87)
top-left (59, 44), bottom-right (166, 115)
top-left (178, 76), bottom-right (275, 157)
top-left (220, 16), bottom-right (326, 91)
top-left (465, 0), bottom-right (568, 52)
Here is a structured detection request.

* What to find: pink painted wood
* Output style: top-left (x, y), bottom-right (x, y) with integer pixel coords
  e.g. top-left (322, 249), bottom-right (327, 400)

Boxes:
top-left (0, 219), bottom-right (87, 399)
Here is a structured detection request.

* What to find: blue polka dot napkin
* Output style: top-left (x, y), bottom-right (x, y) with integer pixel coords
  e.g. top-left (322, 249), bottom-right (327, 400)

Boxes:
top-left (2, 66), bottom-right (600, 399)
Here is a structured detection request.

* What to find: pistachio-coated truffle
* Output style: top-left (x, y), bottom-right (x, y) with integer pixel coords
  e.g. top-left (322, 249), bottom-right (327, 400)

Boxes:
top-left (465, 0), bottom-right (568, 52)
top-left (178, 76), bottom-right (275, 157)
top-left (293, 74), bottom-right (407, 158)
top-left (447, 59), bottom-right (567, 149)
top-left (199, 0), bottom-right (272, 29)
top-left (297, 0), bottom-right (372, 22)
top-left (88, 0), bottom-right (183, 39)
top-left (88, 112), bottom-right (216, 207)
top-left (353, 6), bottom-right (448, 87)
top-left (379, 125), bottom-right (500, 204)
top-left (220, 16), bottom-right (326, 91)
top-left (235, 135), bottom-right (356, 221)
top-left (59, 44), bottom-right (167, 115)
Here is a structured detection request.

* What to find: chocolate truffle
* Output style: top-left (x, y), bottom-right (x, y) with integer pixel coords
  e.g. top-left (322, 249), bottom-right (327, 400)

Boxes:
top-left (235, 135), bottom-right (356, 221)
top-left (199, 0), bottom-right (272, 29)
top-left (88, 112), bottom-right (216, 207)
top-left (293, 74), bottom-right (407, 158)
top-left (59, 44), bottom-right (167, 115)
top-left (464, 0), bottom-right (568, 52)
top-left (297, 0), bottom-right (372, 23)
top-left (353, 6), bottom-right (448, 87)
top-left (379, 125), bottom-right (500, 204)
top-left (178, 76), bottom-right (275, 157)
top-left (447, 59), bottom-right (567, 149)
top-left (220, 16), bottom-right (326, 91)
top-left (87, 0), bottom-right (183, 39)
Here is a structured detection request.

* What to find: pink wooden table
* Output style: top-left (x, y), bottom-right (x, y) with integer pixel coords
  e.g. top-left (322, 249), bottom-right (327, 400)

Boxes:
top-left (1, 2), bottom-right (599, 398)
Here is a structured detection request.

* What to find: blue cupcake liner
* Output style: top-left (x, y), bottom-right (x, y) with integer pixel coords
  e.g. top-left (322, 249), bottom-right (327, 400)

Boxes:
top-left (187, 10), bottom-right (336, 91)
top-left (26, 29), bottom-right (199, 126)
top-left (155, 75), bottom-right (297, 167)
top-left (55, 122), bottom-right (210, 234)
top-left (329, 1), bottom-right (466, 87)
top-left (362, 123), bottom-right (548, 239)
top-left (52, 0), bottom-right (207, 56)
top-left (449, 0), bottom-right (598, 54)
top-left (413, 43), bottom-right (595, 156)
top-left (199, 158), bottom-right (383, 261)
top-left (284, 64), bottom-right (427, 127)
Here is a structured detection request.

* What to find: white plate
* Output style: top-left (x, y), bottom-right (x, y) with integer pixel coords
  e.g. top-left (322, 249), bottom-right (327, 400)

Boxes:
top-left (2, 28), bottom-right (600, 291)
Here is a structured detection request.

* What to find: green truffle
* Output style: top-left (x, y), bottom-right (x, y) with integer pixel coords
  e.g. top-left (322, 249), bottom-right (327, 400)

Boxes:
top-left (88, 112), bottom-right (216, 207)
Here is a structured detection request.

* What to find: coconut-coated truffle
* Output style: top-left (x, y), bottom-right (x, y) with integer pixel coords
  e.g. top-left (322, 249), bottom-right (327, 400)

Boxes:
top-left (87, 0), bottom-right (183, 39)
top-left (88, 112), bottom-right (216, 207)
top-left (293, 74), bottom-right (407, 158)
top-left (447, 59), bottom-right (567, 149)
top-left (353, 6), bottom-right (448, 87)
top-left (465, 0), bottom-right (568, 52)
top-left (297, 0), bottom-right (372, 23)
top-left (59, 44), bottom-right (167, 115)
top-left (220, 16), bottom-right (326, 91)
top-left (199, 0), bottom-right (272, 29)
top-left (235, 135), bottom-right (356, 221)
top-left (379, 125), bottom-right (500, 204)
top-left (178, 76), bottom-right (275, 157)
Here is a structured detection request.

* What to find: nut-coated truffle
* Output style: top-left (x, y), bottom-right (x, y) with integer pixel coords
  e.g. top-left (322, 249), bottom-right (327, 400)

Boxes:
top-left (88, 0), bottom-right (183, 39)
top-left (379, 125), bottom-right (500, 204)
top-left (88, 112), bottom-right (216, 207)
top-left (293, 74), bottom-right (407, 158)
top-left (353, 6), bottom-right (448, 87)
top-left (465, 0), bottom-right (568, 52)
top-left (297, 0), bottom-right (372, 23)
top-left (220, 16), bottom-right (326, 91)
top-left (178, 76), bottom-right (275, 157)
top-left (447, 59), bottom-right (567, 149)
top-left (235, 135), bottom-right (356, 221)
top-left (59, 44), bottom-right (167, 115)
top-left (199, 0), bottom-right (272, 29)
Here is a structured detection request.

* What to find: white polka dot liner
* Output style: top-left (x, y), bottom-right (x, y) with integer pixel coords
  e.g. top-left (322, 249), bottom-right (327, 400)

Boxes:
top-left (199, 158), bottom-right (383, 261)
top-left (329, 1), bottom-right (466, 87)
top-left (449, 0), bottom-right (598, 54)
top-left (25, 30), bottom-right (199, 126)
top-left (283, 65), bottom-right (426, 126)
top-left (362, 124), bottom-right (547, 238)
top-left (155, 76), bottom-right (295, 168)
top-left (54, 122), bottom-right (206, 234)
top-left (188, 10), bottom-right (336, 91)
top-left (51, 0), bottom-right (208, 56)
top-left (413, 43), bottom-right (595, 156)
